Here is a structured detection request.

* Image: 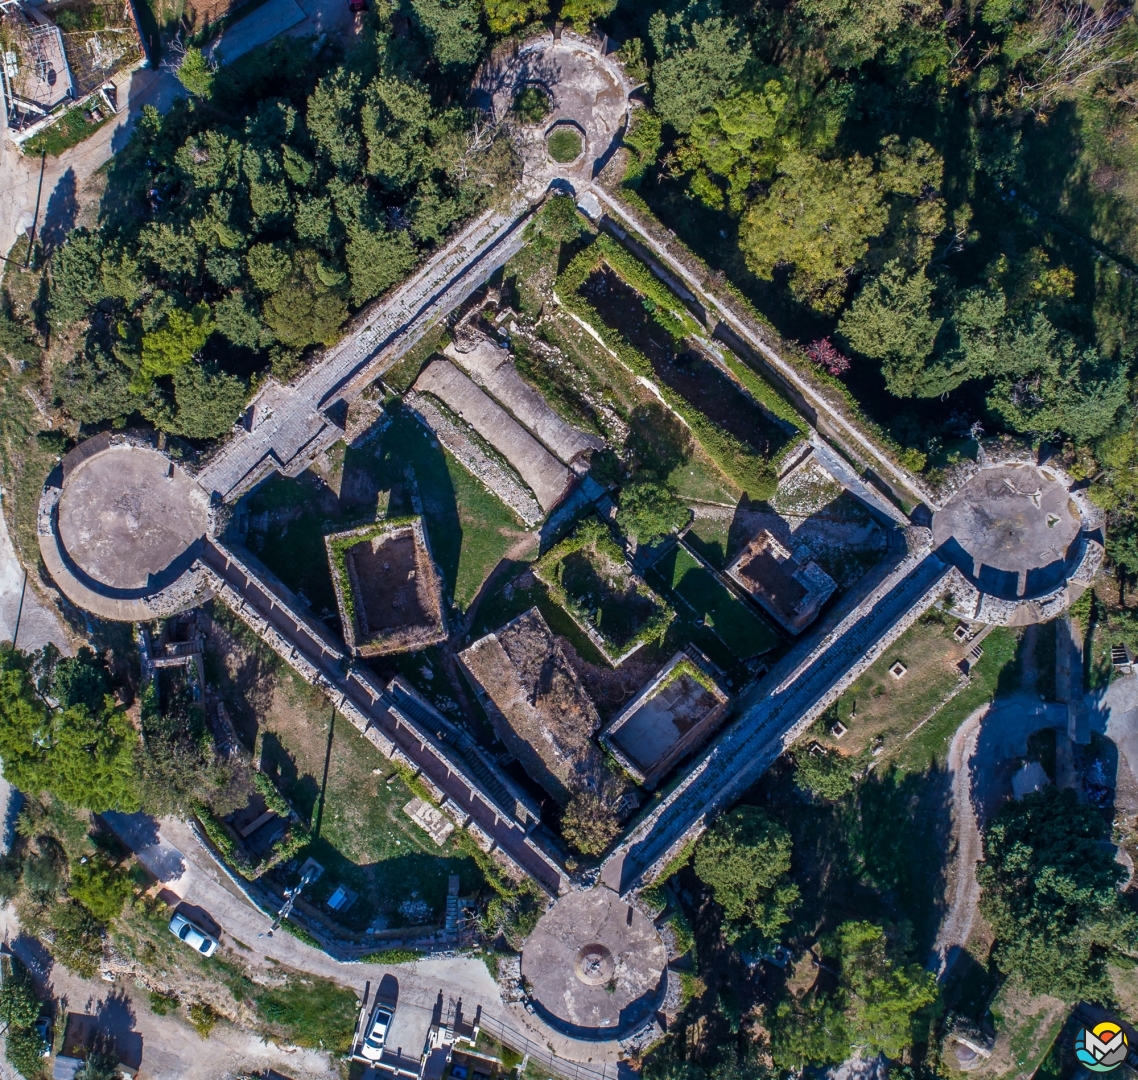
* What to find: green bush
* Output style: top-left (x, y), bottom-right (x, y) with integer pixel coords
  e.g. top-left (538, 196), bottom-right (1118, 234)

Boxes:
top-left (548, 128), bottom-right (583, 163)
top-left (69, 856), bottom-right (134, 920)
top-left (149, 989), bottom-right (180, 1016)
top-left (793, 745), bottom-right (861, 801)
top-left (514, 86), bottom-right (550, 123)
top-left (188, 1001), bottom-right (219, 1039)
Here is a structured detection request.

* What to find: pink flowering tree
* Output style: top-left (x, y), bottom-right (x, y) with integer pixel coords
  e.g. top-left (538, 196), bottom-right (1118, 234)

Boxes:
top-left (805, 338), bottom-right (851, 376)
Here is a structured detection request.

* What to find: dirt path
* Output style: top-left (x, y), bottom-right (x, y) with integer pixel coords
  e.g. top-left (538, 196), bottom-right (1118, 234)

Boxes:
top-left (932, 694), bottom-right (1069, 975)
top-left (104, 815), bottom-right (622, 1069)
top-left (932, 704), bottom-right (986, 975)
top-left (0, 905), bottom-right (338, 1079)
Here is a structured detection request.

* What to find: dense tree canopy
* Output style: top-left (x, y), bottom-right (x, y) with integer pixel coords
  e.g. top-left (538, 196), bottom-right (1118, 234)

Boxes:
top-left (978, 786), bottom-right (1138, 1002)
top-left (0, 650), bottom-right (139, 813)
top-left (693, 805), bottom-right (799, 944)
top-left (615, 0), bottom-right (1138, 545)
top-left (45, 18), bottom-right (517, 441)
top-left (770, 921), bottom-right (939, 1067)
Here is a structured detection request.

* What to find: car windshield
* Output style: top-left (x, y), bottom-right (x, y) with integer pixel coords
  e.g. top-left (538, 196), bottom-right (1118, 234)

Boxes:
top-left (178, 923), bottom-right (193, 940)
top-left (198, 938), bottom-right (212, 953)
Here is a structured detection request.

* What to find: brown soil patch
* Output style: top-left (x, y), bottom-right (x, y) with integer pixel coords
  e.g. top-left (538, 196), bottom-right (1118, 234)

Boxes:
top-left (350, 532), bottom-right (431, 635)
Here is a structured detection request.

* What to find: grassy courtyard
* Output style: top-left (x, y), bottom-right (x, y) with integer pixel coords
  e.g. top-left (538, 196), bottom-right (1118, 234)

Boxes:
top-left (825, 611), bottom-right (968, 758)
top-left (203, 609), bottom-right (485, 934)
top-left (243, 406), bottom-right (527, 615)
top-left (650, 543), bottom-right (780, 660)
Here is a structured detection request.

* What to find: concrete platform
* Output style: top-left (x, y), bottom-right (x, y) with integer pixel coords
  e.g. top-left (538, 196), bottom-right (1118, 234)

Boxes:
top-left (58, 443), bottom-right (208, 590)
top-left (932, 463), bottom-right (1082, 599)
top-left (521, 887), bottom-right (666, 1037)
top-left (40, 438), bottom-right (213, 620)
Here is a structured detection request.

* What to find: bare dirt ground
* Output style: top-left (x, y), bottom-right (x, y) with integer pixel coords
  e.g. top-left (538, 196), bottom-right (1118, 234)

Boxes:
top-left (933, 704), bottom-right (985, 975)
top-left (0, 906), bottom-right (337, 1080)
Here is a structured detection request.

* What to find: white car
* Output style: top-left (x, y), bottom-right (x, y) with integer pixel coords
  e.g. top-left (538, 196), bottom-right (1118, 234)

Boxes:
top-left (168, 912), bottom-right (218, 957)
top-left (359, 1003), bottom-right (395, 1061)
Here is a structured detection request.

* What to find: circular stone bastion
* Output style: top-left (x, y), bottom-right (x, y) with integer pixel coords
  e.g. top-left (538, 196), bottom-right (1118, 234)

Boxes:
top-left (931, 460), bottom-right (1102, 624)
top-left (521, 887), bottom-right (667, 1037)
top-left (39, 437), bottom-right (212, 620)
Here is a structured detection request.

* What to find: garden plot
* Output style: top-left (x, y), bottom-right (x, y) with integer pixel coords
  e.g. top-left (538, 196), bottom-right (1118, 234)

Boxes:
top-left (650, 543), bottom-right (780, 660)
top-left (413, 359), bottom-right (573, 514)
top-left (582, 267), bottom-right (792, 462)
top-left (534, 518), bottom-right (673, 665)
top-left (554, 235), bottom-right (806, 500)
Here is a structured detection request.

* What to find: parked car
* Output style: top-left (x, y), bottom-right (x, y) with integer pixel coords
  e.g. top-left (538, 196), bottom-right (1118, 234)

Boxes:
top-left (33, 1015), bottom-right (50, 1057)
top-left (359, 1002), bottom-right (395, 1061)
top-left (168, 912), bottom-right (218, 957)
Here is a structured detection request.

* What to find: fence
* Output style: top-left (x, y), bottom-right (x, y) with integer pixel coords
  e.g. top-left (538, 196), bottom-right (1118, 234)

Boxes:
top-left (477, 1013), bottom-right (624, 1080)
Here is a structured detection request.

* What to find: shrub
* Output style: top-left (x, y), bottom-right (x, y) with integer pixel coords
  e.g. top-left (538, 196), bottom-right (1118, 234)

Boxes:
top-left (49, 900), bottom-right (106, 978)
top-left (561, 790), bottom-right (620, 856)
top-left (514, 86), bottom-right (550, 124)
top-left (149, 989), bottom-right (180, 1016)
top-left (69, 856), bottom-right (133, 920)
top-left (188, 1001), bottom-right (219, 1039)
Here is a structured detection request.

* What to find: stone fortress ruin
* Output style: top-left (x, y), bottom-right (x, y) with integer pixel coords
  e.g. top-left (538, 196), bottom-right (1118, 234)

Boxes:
top-left (726, 530), bottom-right (837, 634)
top-left (32, 27), bottom-right (1109, 1058)
top-left (325, 517), bottom-right (448, 657)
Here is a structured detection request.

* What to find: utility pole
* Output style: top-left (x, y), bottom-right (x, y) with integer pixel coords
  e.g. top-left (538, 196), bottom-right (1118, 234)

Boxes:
top-left (9, 568), bottom-right (26, 657)
top-left (24, 151), bottom-right (46, 268)
top-left (261, 865), bottom-right (318, 938)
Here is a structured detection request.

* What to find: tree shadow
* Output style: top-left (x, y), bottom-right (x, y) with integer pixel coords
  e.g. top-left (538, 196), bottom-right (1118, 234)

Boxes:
top-left (39, 168), bottom-right (79, 257)
top-left (259, 731), bottom-right (319, 821)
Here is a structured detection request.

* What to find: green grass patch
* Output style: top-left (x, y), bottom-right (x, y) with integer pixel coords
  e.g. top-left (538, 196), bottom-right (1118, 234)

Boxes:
top-left (24, 106), bottom-right (111, 157)
top-left (244, 406), bottom-right (524, 614)
top-left (534, 517), bottom-right (673, 662)
top-left (649, 543), bottom-right (779, 659)
top-left (548, 128), bottom-right (583, 163)
top-left (255, 975), bottom-right (359, 1053)
top-left (889, 627), bottom-right (1019, 775)
top-left (359, 947), bottom-right (420, 964)
top-left (267, 704), bottom-right (486, 933)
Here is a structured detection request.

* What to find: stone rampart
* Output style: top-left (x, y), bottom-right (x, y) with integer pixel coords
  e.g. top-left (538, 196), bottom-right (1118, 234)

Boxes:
top-left (198, 542), bottom-right (567, 895)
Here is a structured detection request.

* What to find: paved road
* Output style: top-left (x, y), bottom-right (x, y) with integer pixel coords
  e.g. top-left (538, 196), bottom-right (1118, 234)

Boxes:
top-left (102, 815), bottom-right (621, 1069)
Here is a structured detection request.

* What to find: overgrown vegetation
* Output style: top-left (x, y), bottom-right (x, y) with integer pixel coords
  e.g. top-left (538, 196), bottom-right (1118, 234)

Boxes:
top-left (33, 16), bottom-right (518, 442)
top-left (534, 516), bottom-right (673, 660)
